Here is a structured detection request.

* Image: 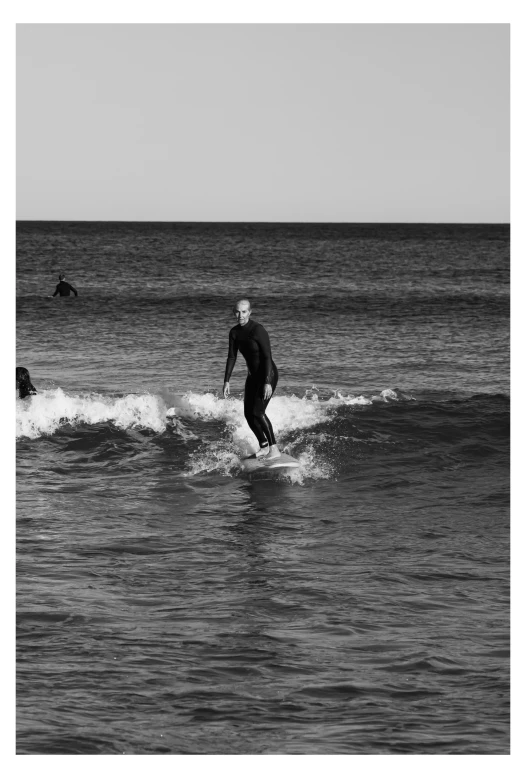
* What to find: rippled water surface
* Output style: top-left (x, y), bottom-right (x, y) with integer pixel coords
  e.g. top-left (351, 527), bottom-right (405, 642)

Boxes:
top-left (16, 222), bottom-right (509, 754)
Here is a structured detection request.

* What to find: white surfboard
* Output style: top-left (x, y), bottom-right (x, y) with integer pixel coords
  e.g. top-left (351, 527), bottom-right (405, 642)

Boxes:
top-left (241, 452), bottom-right (300, 473)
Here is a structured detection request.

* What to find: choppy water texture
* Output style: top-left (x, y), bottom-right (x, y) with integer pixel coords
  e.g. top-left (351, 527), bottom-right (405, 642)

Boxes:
top-left (16, 222), bottom-right (509, 754)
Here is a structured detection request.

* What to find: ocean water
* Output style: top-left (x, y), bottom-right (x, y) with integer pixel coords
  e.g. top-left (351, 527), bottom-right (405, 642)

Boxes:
top-left (16, 222), bottom-right (509, 755)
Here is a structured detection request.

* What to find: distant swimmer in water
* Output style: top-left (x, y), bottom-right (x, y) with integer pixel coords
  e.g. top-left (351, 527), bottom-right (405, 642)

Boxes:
top-left (223, 299), bottom-right (281, 460)
top-left (52, 274), bottom-right (78, 297)
top-left (16, 366), bottom-right (37, 399)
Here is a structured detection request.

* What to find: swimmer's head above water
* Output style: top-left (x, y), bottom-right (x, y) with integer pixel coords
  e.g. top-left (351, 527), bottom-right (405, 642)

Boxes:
top-left (58, 273), bottom-right (65, 280)
top-left (233, 299), bottom-right (251, 326)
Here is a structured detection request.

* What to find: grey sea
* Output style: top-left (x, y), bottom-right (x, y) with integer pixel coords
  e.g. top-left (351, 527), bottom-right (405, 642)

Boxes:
top-left (16, 221), bottom-right (509, 754)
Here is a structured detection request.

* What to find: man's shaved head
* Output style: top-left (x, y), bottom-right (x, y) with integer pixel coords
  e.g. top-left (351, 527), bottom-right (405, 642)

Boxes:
top-left (233, 298), bottom-right (251, 313)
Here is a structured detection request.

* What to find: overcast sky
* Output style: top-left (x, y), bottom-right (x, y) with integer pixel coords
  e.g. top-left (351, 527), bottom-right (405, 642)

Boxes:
top-left (16, 23), bottom-right (509, 222)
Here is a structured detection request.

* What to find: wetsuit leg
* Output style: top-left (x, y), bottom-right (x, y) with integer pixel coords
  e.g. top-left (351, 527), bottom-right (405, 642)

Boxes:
top-left (244, 366), bottom-right (279, 447)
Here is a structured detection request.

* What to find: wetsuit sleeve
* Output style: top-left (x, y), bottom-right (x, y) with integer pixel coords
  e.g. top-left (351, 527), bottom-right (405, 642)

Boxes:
top-left (69, 284), bottom-right (78, 296)
top-left (224, 330), bottom-right (238, 383)
top-left (255, 324), bottom-right (273, 384)
top-left (52, 285), bottom-right (59, 297)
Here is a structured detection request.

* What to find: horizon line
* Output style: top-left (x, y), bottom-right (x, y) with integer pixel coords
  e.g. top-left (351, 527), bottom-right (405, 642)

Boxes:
top-left (15, 219), bottom-right (511, 226)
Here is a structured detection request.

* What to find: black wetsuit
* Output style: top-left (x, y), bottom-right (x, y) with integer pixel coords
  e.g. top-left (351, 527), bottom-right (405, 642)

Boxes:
top-left (18, 383), bottom-right (37, 399)
top-left (53, 281), bottom-right (78, 297)
top-left (224, 319), bottom-right (279, 447)
top-left (17, 378), bottom-right (37, 399)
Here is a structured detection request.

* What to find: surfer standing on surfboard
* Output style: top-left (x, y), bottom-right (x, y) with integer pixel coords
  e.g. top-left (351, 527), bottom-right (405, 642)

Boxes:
top-left (223, 299), bottom-right (281, 460)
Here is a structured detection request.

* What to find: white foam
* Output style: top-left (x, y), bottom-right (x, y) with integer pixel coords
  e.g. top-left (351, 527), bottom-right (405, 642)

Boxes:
top-left (16, 388), bottom-right (168, 440)
top-left (170, 389), bottom-right (372, 455)
top-left (370, 388), bottom-right (399, 402)
top-left (16, 386), bottom-right (396, 451)
top-left (184, 441), bottom-right (333, 483)
top-left (283, 444), bottom-right (334, 485)
top-left (170, 390), bottom-right (371, 478)
top-left (185, 446), bottom-right (241, 478)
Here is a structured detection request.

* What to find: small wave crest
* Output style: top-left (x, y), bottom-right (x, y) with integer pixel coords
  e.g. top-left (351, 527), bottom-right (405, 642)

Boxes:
top-left (16, 387), bottom-right (168, 440)
top-left (170, 388), bottom-right (380, 481)
top-left (168, 388), bottom-right (376, 455)
top-left (17, 385), bottom-right (405, 443)
top-left (16, 386), bottom-right (413, 485)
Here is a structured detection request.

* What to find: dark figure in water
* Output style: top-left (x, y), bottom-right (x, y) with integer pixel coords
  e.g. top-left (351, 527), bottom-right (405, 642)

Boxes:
top-left (223, 298), bottom-right (281, 460)
top-left (16, 367), bottom-right (37, 399)
top-left (53, 274), bottom-right (78, 297)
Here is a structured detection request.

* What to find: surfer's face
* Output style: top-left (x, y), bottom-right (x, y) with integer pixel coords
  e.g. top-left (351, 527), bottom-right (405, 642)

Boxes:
top-left (235, 303), bottom-right (251, 326)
